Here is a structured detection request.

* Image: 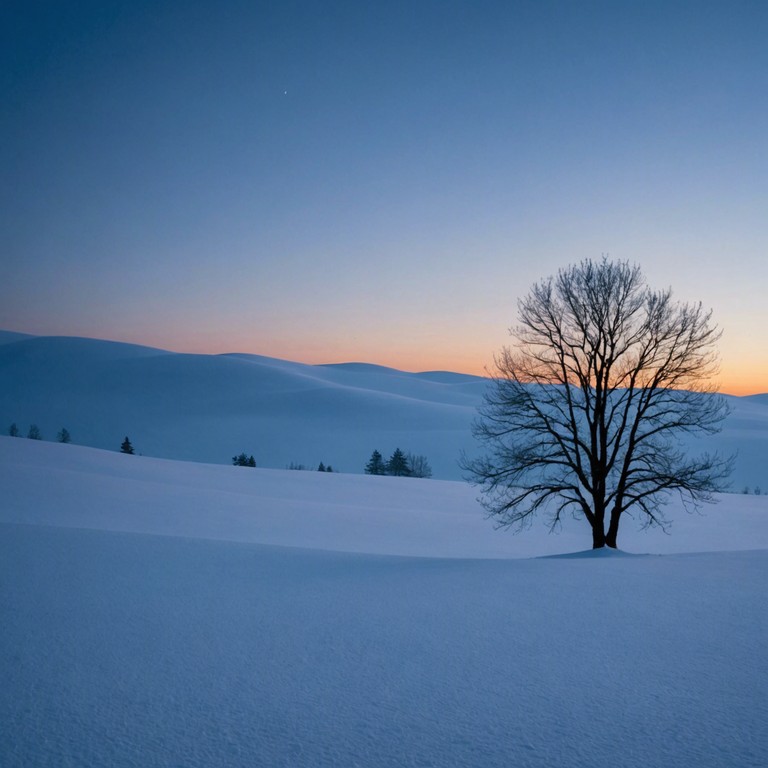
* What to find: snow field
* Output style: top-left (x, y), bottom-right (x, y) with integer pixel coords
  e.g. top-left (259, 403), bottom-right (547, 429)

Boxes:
top-left (2, 437), bottom-right (767, 557)
top-left (1, 437), bottom-right (767, 766)
top-left (2, 524), bottom-right (766, 768)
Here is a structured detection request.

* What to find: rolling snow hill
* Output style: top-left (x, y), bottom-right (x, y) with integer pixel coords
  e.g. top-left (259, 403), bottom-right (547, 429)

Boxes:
top-left (0, 330), bottom-right (765, 489)
top-left (0, 332), bottom-right (484, 478)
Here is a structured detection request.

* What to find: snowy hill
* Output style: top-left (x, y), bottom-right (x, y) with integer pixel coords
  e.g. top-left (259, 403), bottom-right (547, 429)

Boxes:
top-left (3, 437), bottom-right (766, 557)
top-left (0, 333), bottom-right (484, 478)
top-left (0, 330), bottom-right (765, 489)
top-left (1, 437), bottom-right (766, 767)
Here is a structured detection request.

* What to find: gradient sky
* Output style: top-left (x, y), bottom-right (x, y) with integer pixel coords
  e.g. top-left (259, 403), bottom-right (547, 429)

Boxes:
top-left (2, 0), bottom-right (766, 394)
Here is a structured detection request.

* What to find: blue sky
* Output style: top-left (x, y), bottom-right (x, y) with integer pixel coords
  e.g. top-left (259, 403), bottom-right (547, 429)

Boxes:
top-left (2, 0), bottom-right (766, 392)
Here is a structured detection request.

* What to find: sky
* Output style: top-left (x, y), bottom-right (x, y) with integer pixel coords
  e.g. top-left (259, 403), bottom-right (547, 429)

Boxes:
top-left (1, 0), bottom-right (766, 394)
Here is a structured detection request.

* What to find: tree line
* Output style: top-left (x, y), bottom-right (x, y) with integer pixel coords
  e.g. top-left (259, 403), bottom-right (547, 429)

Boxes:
top-left (8, 426), bottom-right (138, 456)
top-left (365, 448), bottom-right (432, 478)
top-left (8, 423), bottom-right (71, 442)
top-left (6, 427), bottom-right (260, 467)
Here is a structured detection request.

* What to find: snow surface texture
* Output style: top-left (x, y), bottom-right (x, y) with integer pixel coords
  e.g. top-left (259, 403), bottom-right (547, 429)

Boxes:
top-left (1, 330), bottom-right (765, 489)
top-left (2, 438), bottom-right (767, 767)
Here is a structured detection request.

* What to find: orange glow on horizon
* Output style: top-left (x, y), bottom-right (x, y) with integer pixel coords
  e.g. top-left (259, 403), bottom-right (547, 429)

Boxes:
top-left (718, 375), bottom-right (768, 398)
top-left (14, 327), bottom-right (767, 397)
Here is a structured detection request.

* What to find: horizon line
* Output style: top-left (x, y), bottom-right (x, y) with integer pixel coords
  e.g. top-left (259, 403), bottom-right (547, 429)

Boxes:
top-left (2, 326), bottom-right (765, 398)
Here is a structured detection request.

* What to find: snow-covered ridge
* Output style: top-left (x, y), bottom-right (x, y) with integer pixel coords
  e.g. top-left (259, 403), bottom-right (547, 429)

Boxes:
top-left (0, 330), bottom-right (765, 488)
top-left (2, 436), bottom-right (766, 557)
top-left (0, 332), bottom-right (483, 477)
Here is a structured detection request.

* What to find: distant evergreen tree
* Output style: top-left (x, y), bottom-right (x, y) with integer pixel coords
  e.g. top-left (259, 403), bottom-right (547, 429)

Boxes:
top-left (248, 455), bottom-right (256, 468)
top-left (386, 448), bottom-right (411, 477)
top-left (57, 427), bottom-right (71, 444)
top-left (121, 436), bottom-right (135, 454)
top-left (318, 462), bottom-right (326, 472)
top-left (8, 423), bottom-right (19, 437)
top-left (27, 424), bottom-right (42, 440)
top-left (233, 453), bottom-right (256, 467)
top-left (365, 449), bottom-right (386, 475)
top-left (326, 465), bottom-right (333, 473)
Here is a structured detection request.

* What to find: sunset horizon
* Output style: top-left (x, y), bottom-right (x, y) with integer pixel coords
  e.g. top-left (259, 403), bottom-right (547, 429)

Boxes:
top-left (3, 323), bottom-right (764, 398)
top-left (2, 2), bottom-right (766, 393)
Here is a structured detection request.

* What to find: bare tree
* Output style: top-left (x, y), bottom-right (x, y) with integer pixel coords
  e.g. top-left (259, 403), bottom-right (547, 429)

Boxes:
top-left (463, 258), bottom-right (732, 549)
top-left (407, 453), bottom-right (433, 479)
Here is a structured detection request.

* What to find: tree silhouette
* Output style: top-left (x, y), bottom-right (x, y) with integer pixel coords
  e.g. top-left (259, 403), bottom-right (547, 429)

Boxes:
top-left (464, 258), bottom-right (731, 549)
top-left (386, 448), bottom-right (411, 477)
top-left (364, 450), bottom-right (386, 475)
top-left (407, 453), bottom-right (433, 479)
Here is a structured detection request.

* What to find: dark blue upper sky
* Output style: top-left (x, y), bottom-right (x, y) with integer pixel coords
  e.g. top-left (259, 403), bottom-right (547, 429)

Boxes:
top-left (2, 1), bottom-right (766, 391)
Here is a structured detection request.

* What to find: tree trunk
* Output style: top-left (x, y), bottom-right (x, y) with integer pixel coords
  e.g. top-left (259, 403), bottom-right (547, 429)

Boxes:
top-left (592, 524), bottom-right (606, 549)
top-left (605, 512), bottom-right (620, 549)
